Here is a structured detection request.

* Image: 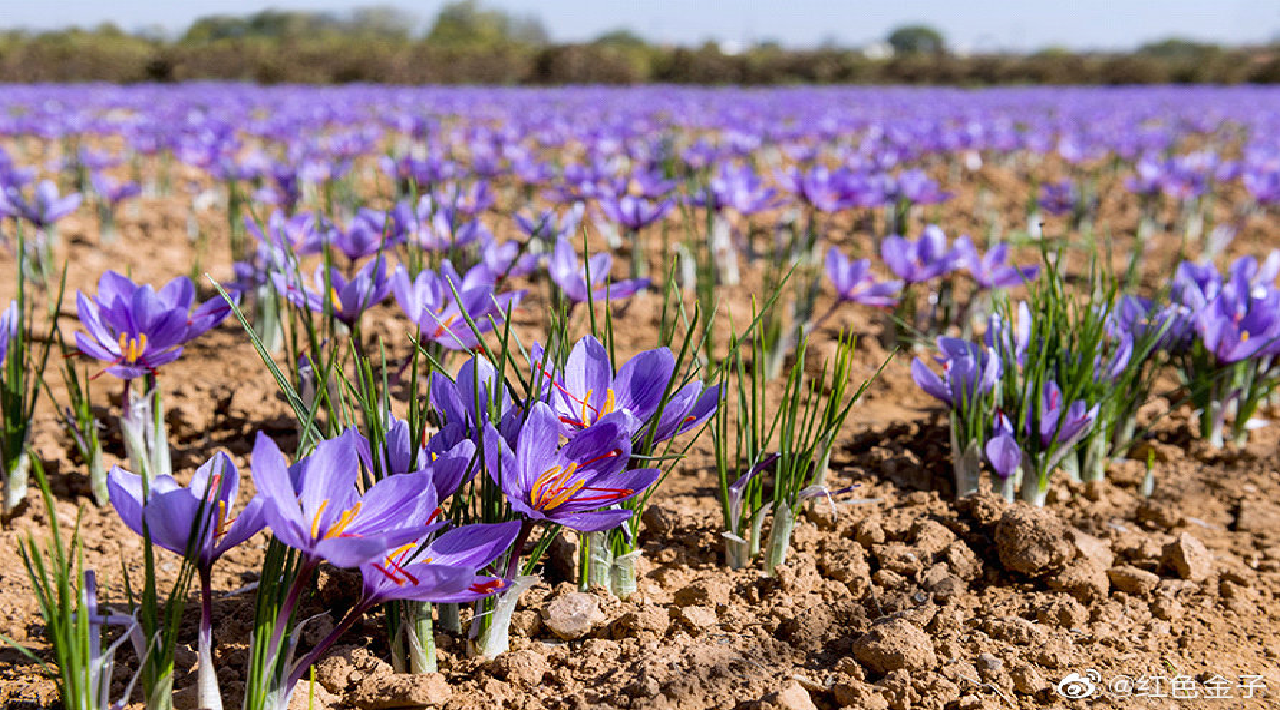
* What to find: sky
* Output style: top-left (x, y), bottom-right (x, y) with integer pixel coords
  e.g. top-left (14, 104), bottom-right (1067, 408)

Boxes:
top-left (8, 0), bottom-right (1278, 52)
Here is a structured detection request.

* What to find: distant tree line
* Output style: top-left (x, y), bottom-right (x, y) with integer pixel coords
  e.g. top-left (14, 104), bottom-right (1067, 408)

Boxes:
top-left (2, 2), bottom-right (1278, 84)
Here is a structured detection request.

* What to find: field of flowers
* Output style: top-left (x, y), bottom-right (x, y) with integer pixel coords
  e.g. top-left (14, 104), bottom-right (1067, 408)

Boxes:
top-left (0, 84), bottom-right (1278, 710)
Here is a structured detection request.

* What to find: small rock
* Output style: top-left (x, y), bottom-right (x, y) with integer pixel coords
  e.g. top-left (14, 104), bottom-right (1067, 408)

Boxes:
top-left (1047, 558), bottom-right (1110, 602)
top-left (873, 543), bottom-right (924, 578)
top-left (976, 654), bottom-right (1003, 676)
top-left (1010, 665), bottom-right (1045, 695)
top-left (675, 605), bottom-right (718, 631)
top-left (542, 591), bottom-right (605, 640)
top-left (943, 541), bottom-right (983, 581)
top-left (762, 680), bottom-right (817, 710)
top-left (1068, 529), bottom-right (1115, 568)
top-left (349, 673), bottom-right (451, 709)
top-left (995, 506), bottom-right (1074, 576)
top-left (1108, 565), bottom-right (1161, 595)
top-left (1161, 532), bottom-right (1213, 581)
top-left (853, 619), bottom-right (938, 674)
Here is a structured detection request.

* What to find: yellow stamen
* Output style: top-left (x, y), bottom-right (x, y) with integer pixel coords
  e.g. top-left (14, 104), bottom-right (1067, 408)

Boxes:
top-left (216, 500), bottom-right (228, 537)
top-left (322, 502), bottom-right (363, 539)
top-left (310, 500), bottom-right (329, 539)
top-left (531, 462), bottom-right (582, 511)
top-left (601, 388), bottom-right (616, 417)
top-left (330, 287), bottom-right (343, 311)
top-left (581, 389), bottom-right (593, 425)
top-left (386, 542), bottom-right (416, 566)
top-left (1242, 331), bottom-right (1251, 343)
top-left (116, 332), bottom-right (148, 364)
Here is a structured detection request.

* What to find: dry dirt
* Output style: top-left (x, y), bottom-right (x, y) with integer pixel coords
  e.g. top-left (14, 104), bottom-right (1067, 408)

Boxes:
top-left (0, 156), bottom-right (1277, 710)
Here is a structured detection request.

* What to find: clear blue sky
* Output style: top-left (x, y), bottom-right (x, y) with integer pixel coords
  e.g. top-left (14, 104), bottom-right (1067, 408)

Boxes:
top-left (8, 0), bottom-right (1277, 51)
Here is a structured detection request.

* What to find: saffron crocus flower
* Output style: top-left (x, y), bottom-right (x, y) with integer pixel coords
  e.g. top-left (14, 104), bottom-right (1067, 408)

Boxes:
top-left (299, 209), bottom-right (402, 263)
top-left (911, 338), bottom-right (1001, 409)
top-left (1036, 380), bottom-right (1098, 448)
top-left (107, 451), bottom-right (266, 567)
top-left (0, 179), bottom-right (81, 229)
top-left (90, 172), bottom-right (141, 207)
top-left (985, 411), bottom-right (1022, 481)
top-left (391, 264), bottom-right (522, 350)
top-left (644, 379), bottom-right (721, 444)
top-left (881, 225), bottom-right (961, 284)
top-left (1038, 179), bottom-right (1077, 216)
top-left (250, 430), bottom-right (444, 568)
top-left (359, 521), bottom-right (521, 604)
top-left (483, 402), bottom-right (659, 532)
top-left (597, 194), bottom-right (673, 231)
top-left (75, 272), bottom-right (233, 380)
top-left (531, 336), bottom-right (672, 436)
top-left (515, 205), bottom-right (583, 242)
top-left (694, 163), bottom-right (783, 216)
top-left (275, 256), bottom-right (392, 327)
top-left (547, 236), bottom-right (649, 303)
top-left (355, 413), bottom-right (477, 500)
top-left (952, 237), bottom-right (1039, 290)
top-left (430, 355), bottom-right (518, 438)
top-left (825, 246), bottom-right (902, 307)
top-left (1197, 272), bottom-right (1280, 363)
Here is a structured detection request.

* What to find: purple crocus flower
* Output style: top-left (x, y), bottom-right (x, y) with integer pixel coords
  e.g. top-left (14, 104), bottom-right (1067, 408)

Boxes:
top-left (515, 205), bottom-right (583, 242)
top-left (952, 237), bottom-right (1039, 290)
top-left (274, 256), bottom-right (392, 327)
top-left (1197, 271), bottom-right (1280, 363)
top-left (825, 246), bottom-right (902, 307)
top-left (547, 236), bottom-right (650, 303)
top-left (107, 452), bottom-right (266, 567)
top-left (90, 172), bottom-right (141, 207)
top-left (1036, 380), bottom-right (1098, 448)
top-left (985, 411), bottom-right (1022, 481)
top-left (250, 430), bottom-right (444, 568)
top-left (359, 521), bottom-right (521, 604)
top-left (911, 338), bottom-right (1001, 409)
top-left (0, 179), bottom-right (82, 229)
top-left (391, 263), bottom-right (522, 350)
top-left (298, 209), bottom-right (402, 263)
top-left (597, 193), bottom-right (673, 231)
top-left (75, 272), bottom-right (233, 380)
top-left (354, 413), bottom-right (478, 501)
top-left (881, 225), bottom-right (961, 284)
top-left (430, 355), bottom-right (520, 441)
top-left (482, 401), bottom-right (660, 532)
top-left (1037, 180), bottom-right (1077, 216)
top-left (530, 336), bottom-right (671, 437)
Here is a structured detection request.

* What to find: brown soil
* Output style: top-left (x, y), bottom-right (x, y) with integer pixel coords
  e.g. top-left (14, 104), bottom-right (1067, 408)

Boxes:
top-left (0, 155), bottom-right (1277, 710)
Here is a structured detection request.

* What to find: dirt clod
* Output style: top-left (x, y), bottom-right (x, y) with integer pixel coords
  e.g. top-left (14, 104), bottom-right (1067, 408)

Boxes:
top-left (1161, 531), bottom-right (1214, 581)
top-left (349, 672), bottom-right (451, 709)
top-left (853, 618), bottom-right (938, 675)
top-left (995, 506), bottom-right (1073, 576)
top-left (1108, 565), bottom-right (1161, 595)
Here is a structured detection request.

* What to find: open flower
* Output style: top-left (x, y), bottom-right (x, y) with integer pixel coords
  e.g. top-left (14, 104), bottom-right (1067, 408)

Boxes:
top-left (911, 338), bottom-right (1001, 410)
top-left (483, 402), bottom-right (659, 532)
top-left (0, 179), bottom-right (81, 229)
top-left (274, 256), bottom-right (392, 327)
top-left (531, 336), bottom-right (671, 436)
top-left (107, 452), bottom-right (266, 567)
top-left (391, 263), bottom-right (522, 350)
top-left (250, 430), bottom-right (444, 567)
top-left (359, 521), bottom-right (521, 604)
top-left (825, 246), bottom-right (901, 307)
top-left (881, 225), bottom-right (962, 284)
top-left (75, 271), bottom-right (233, 380)
top-left (952, 237), bottom-right (1039, 290)
top-left (547, 236), bottom-right (649, 303)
